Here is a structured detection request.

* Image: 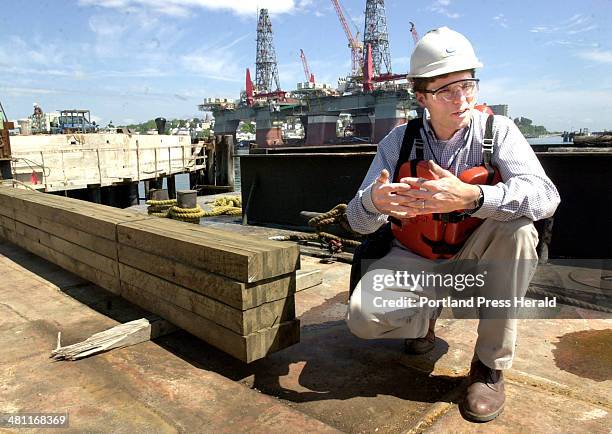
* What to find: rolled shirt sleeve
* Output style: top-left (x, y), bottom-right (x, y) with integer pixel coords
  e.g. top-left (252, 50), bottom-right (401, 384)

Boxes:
top-left (346, 124), bottom-right (405, 234)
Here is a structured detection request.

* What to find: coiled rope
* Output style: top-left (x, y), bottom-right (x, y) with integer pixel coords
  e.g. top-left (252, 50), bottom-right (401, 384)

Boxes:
top-left (202, 196), bottom-right (242, 217)
top-left (146, 199), bottom-right (177, 218)
top-left (271, 204), bottom-right (363, 253)
top-left (169, 204), bottom-right (206, 223)
top-left (147, 195), bottom-right (243, 223)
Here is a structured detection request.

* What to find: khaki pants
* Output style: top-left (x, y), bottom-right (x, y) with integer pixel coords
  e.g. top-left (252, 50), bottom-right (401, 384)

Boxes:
top-left (346, 217), bottom-right (539, 370)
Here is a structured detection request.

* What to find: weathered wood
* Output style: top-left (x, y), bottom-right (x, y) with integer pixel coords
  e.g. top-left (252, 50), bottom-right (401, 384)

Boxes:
top-left (296, 269), bottom-right (323, 292)
top-left (215, 135), bottom-right (235, 189)
top-left (117, 219), bottom-right (300, 282)
top-left (120, 282), bottom-right (300, 363)
top-left (0, 187), bottom-right (38, 218)
top-left (14, 221), bottom-right (119, 276)
top-left (6, 192), bottom-right (150, 240)
top-left (11, 209), bottom-right (117, 259)
top-left (0, 215), bottom-right (16, 232)
top-left (119, 263), bottom-right (295, 335)
top-left (118, 244), bottom-right (296, 310)
top-left (8, 231), bottom-right (120, 294)
top-left (51, 317), bottom-right (178, 361)
top-left (0, 188), bottom-right (301, 361)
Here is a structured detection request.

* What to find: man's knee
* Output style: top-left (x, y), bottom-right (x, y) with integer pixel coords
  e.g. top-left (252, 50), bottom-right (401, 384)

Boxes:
top-left (485, 217), bottom-right (538, 247)
top-left (346, 287), bottom-right (378, 339)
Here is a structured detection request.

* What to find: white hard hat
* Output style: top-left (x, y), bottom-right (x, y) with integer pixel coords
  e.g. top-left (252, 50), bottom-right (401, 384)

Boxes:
top-left (407, 27), bottom-right (483, 78)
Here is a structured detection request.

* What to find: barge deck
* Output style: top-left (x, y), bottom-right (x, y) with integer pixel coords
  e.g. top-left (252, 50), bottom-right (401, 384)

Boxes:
top-left (1, 196), bottom-right (610, 433)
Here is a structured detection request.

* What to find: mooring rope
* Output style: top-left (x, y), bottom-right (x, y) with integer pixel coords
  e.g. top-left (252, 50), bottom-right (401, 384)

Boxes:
top-left (271, 204), bottom-right (363, 253)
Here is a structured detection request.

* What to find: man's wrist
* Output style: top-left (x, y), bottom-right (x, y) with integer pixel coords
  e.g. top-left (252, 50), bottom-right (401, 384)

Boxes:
top-left (466, 185), bottom-right (484, 213)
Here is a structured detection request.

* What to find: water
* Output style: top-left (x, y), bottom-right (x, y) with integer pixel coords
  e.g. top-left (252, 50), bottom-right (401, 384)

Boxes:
top-left (137, 151), bottom-right (243, 202)
top-left (527, 135), bottom-right (570, 145)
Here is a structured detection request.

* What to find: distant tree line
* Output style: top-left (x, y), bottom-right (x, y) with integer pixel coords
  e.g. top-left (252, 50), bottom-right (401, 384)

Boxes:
top-left (514, 117), bottom-right (549, 138)
top-left (118, 118), bottom-right (211, 137)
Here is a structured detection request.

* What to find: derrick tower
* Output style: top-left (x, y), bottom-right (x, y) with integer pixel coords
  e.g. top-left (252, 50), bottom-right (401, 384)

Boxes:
top-left (255, 8), bottom-right (281, 94)
top-left (363, 0), bottom-right (392, 76)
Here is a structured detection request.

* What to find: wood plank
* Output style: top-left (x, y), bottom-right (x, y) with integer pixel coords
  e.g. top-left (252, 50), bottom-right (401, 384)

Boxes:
top-left (12, 209), bottom-right (117, 259)
top-left (7, 231), bottom-right (120, 294)
top-left (0, 215), bottom-right (16, 232)
top-left (119, 263), bottom-right (295, 335)
top-left (14, 221), bottom-right (119, 277)
top-left (117, 244), bottom-right (296, 310)
top-left (118, 220), bottom-right (300, 282)
top-left (120, 282), bottom-right (300, 363)
top-left (7, 194), bottom-right (149, 240)
top-left (296, 269), bottom-right (323, 292)
top-left (1, 227), bottom-right (18, 245)
top-left (31, 193), bottom-right (147, 221)
top-left (135, 216), bottom-right (299, 252)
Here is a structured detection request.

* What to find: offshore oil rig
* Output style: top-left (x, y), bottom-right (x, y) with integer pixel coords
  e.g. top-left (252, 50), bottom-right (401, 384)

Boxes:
top-left (202, 0), bottom-right (422, 148)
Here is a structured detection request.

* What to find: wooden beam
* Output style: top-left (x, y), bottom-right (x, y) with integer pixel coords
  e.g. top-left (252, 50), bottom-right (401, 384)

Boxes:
top-left (14, 221), bottom-right (119, 276)
top-left (121, 282), bottom-right (300, 363)
top-left (118, 244), bottom-right (296, 310)
top-left (119, 263), bottom-right (295, 335)
top-left (117, 219), bottom-right (300, 283)
top-left (7, 230), bottom-right (121, 294)
top-left (12, 209), bottom-right (117, 259)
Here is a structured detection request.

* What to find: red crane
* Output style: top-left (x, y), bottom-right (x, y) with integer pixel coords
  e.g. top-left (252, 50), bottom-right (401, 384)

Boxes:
top-left (331, 0), bottom-right (363, 77)
top-left (409, 22), bottom-right (420, 45)
top-left (300, 49), bottom-right (315, 83)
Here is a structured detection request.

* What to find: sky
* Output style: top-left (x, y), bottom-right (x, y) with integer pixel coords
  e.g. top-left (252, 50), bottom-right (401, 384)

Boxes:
top-left (1, 0), bottom-right (611, 132)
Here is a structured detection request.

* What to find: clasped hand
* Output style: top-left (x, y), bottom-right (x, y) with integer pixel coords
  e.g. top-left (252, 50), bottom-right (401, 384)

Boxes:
top-left (371, 160), bottom-right (480, 219)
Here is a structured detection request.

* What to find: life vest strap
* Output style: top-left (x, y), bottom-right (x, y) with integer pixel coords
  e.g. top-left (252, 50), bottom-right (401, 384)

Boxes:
top-left (420, 235), bottom-right (463, 255)
top-left (433, 211), bottom-right (471, 223)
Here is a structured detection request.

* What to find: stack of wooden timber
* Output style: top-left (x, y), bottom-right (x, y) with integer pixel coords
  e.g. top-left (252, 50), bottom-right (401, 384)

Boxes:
top-left (0, 187), bottom-right (301, 363)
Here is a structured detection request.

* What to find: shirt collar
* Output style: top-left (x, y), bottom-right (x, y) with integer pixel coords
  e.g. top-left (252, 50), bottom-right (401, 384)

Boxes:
top-left (422, 108), bottom-right (473, 144)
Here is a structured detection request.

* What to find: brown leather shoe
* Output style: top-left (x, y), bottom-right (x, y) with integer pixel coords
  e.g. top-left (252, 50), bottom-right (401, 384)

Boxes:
top-left (462, 358), bottom-right (505, 422)
top-left (404, 319), bottom-right (436, 355)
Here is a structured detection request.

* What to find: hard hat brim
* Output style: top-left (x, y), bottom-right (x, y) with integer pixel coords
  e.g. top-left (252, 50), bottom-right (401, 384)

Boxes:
top-left (407, 60), bottom-right (483, 78)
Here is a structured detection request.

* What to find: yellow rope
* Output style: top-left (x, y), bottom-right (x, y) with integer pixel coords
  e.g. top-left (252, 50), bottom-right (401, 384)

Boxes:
top-left (212, 196), bottom-right (242, 208)
top-left (200, 195), bottom-right (243, 217)
top-left (146, 199), bottom-right (177, 206)
top-left (169, 205), bottom-right (205, 217)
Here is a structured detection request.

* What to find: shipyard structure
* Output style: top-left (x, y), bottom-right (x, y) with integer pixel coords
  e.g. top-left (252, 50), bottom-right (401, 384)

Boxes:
top-left (202, 2), bottom-right (423, 148)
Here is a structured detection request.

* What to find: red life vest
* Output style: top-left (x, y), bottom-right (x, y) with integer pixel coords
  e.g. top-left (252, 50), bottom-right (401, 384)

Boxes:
top-left (390, 115), bottom-right (500, 259)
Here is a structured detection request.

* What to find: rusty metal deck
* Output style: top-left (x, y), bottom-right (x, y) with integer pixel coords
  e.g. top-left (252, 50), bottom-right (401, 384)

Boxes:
top-left (1, 208), bottom-right (610, 432)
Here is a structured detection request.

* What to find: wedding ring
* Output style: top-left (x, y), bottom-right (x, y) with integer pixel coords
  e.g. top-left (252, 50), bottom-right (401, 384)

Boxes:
top-left (421, 200), bottom-right (426, 209)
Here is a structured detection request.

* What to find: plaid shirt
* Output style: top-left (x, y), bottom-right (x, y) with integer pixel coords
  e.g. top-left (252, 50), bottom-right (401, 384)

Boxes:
top-left (347, 109), bottom-right (561, 234)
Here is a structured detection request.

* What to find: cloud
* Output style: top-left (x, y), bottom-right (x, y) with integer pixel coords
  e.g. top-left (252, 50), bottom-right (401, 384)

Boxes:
top-left (88, 14), bottom-right (128, 37)
top-left (0, 86), bottom-right (62, 96)
top-left (576, 48), bottom-right (612, 64)
top-left (427, 0), bottom-right (460, 19)
top-left (544, 40), bottom-right (599, 48)
top-left (530, 13), bottom-right (597, 34)
top-left (78, 0), bottom-right (300, 17)
top-left (178, 33), bottom-right (250, 83)
top-left (493, 14), bottom-right (509, 29)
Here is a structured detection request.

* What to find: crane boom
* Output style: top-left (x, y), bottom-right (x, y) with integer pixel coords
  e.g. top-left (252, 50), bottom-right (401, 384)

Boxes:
top-left (409, 22), bottom-right (419, 45)
top-left (300, 49), bottom-right (314, 83)
top-left (331, 0), bottom-right (363, 77)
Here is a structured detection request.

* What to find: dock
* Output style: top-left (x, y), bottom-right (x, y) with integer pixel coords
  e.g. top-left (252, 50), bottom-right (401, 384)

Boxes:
top-left (1, 192), bottom-right (610, 432)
